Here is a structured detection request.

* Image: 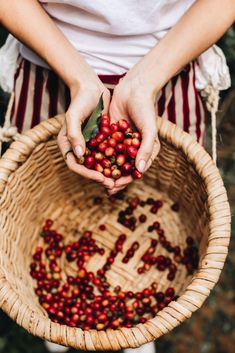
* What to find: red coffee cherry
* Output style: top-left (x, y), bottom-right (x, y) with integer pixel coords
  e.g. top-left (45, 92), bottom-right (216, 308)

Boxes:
top-left (118, 119), bottom-right (130, 132)
top-left (122, 163), bottom-right (132, 175)
top-left (132, 169), bottom-right (142, 179)
top-left (116, 154), bottom-right (126, 166)
top-left (31, 193), bottom-right (198, 330)
top-left (84, 156), bottom-right (95, 169)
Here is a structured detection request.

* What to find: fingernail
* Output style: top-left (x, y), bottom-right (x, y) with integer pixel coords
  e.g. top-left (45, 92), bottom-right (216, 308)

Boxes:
top-left (137, 159), bottom-right (146, 173)
top-left (74, 145), bottom-right (83, 158)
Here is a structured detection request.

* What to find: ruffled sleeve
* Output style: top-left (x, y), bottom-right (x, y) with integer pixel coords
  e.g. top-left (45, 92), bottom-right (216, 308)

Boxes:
top-left (195, 44), bottom-right (231, 91)
top-left (0, 34), bottom-right (20, 93)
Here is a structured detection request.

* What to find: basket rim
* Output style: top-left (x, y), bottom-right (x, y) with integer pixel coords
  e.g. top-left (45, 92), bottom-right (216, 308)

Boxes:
top-left (0, 115), bottom-right (231, 350)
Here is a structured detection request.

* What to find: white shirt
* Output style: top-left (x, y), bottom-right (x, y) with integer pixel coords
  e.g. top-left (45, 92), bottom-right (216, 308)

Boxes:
top-left (20, 0), bottom-right (195, 74)
top-left (0, 0), bottom-right (231, 92)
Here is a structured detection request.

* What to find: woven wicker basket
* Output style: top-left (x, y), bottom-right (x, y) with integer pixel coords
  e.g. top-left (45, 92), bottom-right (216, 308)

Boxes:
top-left (0, 115), bottom-right (231, 350)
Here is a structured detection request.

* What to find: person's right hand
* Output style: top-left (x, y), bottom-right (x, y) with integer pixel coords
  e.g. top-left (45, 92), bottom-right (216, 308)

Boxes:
top-left (57, 76), bottom-right (115, 191)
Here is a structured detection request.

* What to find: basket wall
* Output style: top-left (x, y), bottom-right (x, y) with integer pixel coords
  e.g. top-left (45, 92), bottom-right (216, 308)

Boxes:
top-left (0, 116), bottom-right (230, 350)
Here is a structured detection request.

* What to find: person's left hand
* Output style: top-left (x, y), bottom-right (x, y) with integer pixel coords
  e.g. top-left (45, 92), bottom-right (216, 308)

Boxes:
top-left (108, 67), bottom-right (161, 194)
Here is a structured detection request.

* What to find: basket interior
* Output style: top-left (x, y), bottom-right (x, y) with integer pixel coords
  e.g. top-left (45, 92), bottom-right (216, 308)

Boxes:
top-left (0, 137), bottom-right (209, 323)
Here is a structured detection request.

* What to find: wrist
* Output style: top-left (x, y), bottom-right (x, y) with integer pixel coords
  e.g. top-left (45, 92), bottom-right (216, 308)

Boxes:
top-left (68, 69), bottom-right (103, 98)
top-left (124, 66), bottom-right (164, 102)
top-left (138, 59), bottom-right (168, 97)
top-left (126, 57), bottom-right (169, 102)
top-left (69, 74), bottom-right (109, 108)
top-left (58, 51), bottom-right (99, 93)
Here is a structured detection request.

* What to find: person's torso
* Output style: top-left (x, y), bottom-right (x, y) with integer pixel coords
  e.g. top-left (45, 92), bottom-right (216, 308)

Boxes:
top-left (20, 0), bottom-right (195, 74)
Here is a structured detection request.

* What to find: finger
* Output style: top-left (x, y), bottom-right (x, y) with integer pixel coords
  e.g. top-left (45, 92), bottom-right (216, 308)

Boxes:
top-left (135, 106), bottom-right (159, 173)
top-left (58, 125), bottom-right (105, 183)
top-left (66, 97), bottom-right (89, 159)
top-left (144, 139), bottom-right (161, 172)
top-left (102, 89), bottom-right (111, 115)
top-left (66, 153), bottom-right (106, 183)
top-left (136, 129), bottom-right (160, 173)
top-left (109, 176), bottom-right (133, 195)
top-left (58, 124), bottom-right (115, 186)
top-left (66, 88), bottom-right (111, 159)
top-left (103, 176), bottom-right (115, 190)
top-left (109, 89), bottom-right (128, 124)
top-left (114, 176), bottom-right (133, 188)
top-left (108, 185), bottom-right (126, 195)
top-left (57, 123), bottom-right (72, 156)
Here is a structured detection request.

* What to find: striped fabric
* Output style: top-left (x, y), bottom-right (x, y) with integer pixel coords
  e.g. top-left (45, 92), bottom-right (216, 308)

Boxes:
top-left (11, 56), bottom-right (205, 144)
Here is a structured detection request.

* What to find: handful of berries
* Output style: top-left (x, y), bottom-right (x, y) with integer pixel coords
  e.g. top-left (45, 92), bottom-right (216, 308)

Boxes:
top-left (78, 114), bottom-right (142, 180)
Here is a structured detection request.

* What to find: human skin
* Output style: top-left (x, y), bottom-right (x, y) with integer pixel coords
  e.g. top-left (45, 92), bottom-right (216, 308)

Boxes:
top-left (0, 0), bottom-right (234, 193)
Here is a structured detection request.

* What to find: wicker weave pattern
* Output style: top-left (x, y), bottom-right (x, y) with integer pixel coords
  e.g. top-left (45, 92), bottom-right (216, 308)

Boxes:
top-left (0, 115), bottom-right (231, 350)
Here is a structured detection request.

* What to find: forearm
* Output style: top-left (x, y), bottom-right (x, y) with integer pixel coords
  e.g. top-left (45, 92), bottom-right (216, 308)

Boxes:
top-left (0, 0), bottom-right (97, 90)
top-left (133, 0), bottom-right (235, 95)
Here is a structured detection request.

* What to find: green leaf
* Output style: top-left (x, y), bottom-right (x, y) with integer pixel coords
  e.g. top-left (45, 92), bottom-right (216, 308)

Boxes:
top-left (82, 94), bottom-right (104, 142)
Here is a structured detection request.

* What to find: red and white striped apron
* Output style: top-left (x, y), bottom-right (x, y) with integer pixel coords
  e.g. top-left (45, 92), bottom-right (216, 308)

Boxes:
top-left (11, 56), bottom-right (206, 144)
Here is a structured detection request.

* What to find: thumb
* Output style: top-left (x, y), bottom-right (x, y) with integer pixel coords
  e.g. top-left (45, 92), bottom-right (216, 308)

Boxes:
top-left (66, 105), bottom-right (86, 159)
top-left (135, 107), bottom-right (159, 173)
top-left (66, 92), bottom-right (109, 159)
top-left (102, 89), bottom-right (111, 115)
top-left (109, 94), bottom-right (126, 124)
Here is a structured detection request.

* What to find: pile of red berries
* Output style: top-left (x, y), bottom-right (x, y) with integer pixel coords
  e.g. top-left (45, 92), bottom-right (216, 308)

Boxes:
top-left (78, 115), bottom-right (142, 180)
top-left (30, 194), bottom-right (199, 330)
top-left (117, 197), bottom-right (199, 276)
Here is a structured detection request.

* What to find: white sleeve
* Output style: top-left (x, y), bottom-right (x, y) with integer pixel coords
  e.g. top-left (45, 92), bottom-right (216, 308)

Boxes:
top-left (195, 44), bottom-right (231, 91)
top-left (0, 34), bottom-right (20, 93)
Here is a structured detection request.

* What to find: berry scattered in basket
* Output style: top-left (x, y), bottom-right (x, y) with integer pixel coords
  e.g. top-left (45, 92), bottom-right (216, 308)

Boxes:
top-left (30, 195), bottom-right (199, 330)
